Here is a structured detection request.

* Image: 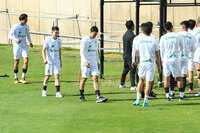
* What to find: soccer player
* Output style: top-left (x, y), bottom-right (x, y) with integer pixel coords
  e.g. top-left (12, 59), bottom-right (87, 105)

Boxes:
top-left (42, 26), bottom-right (63, 98)
top-left (132, 23), bottom-right (161, 107)
top-left (160, 22), bottom-right (186, 101)
top-left (178, 21), bottom-right (196, 94)
top-left (9, 14), bottom-right (33, 84)
top-left (119, 20), bottom-right (137, 90)
top-left (79, 26), bottom-right (108, 103)
top-left (187, 19), bottom-right (197, 93)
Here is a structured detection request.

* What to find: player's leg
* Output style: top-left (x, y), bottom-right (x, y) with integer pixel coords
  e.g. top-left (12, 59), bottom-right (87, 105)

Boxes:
top-left (79, 65), bottom-right (89, 101)
top-left (91, 66), bottom-right (108, 103)
top-left (188, 60), bottom-right (197, 93)
top-left (195, 62), bottom-right (200, 96)
top-left (163, 62), bottom-right (171, 101)
top-left (127, 58), bottom-right (137, 90)
top-left (176, 76), bottom-right (187, 101)
top-left (169, 75), bottom-right (175, 99)
top-left (120, 59), bottom-right (129, 88)
top-left (142, 80), bottom-right (152, 107)
top-left (42, 75), bottom-right (51, 97)
top-left (20, 57), bottom-right (28, 84)
top-left (55, 74), bottom-right (63, 98)
top-left (133, 78), bottom-right (144, 105)
top-left (14, 59), bottom-right (20, 84)
top-left (164, 76), bottom-right (171, 101)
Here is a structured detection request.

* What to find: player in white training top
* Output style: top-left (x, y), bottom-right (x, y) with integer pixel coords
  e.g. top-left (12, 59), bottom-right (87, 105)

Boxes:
top-left (79, 26), bottom-right (108, 103)
top-left (132, 23), bottom-right (161, 107)
top-left (160, 22), bottom-right (187, 101)
top-left (42, 26), bottom-right (63, 98)
top-left (9, 14), bottom-right (33, 84)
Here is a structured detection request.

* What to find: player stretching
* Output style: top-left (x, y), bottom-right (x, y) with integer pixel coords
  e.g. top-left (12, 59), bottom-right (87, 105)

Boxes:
top-left (79, 26), bottom-right (108, 103)
top-left (132, 23), bottom-right (161, 107)
top-left (9, 14), bottom-right (33, 84)
top-left (42, 26), bottom-right (63, 98)
top-left (160, 22), bottom-right (187, 101)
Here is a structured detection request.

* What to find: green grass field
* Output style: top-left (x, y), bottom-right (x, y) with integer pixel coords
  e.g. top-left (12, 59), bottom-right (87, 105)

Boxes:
top-left (0, 44), bottom-right (200, 133)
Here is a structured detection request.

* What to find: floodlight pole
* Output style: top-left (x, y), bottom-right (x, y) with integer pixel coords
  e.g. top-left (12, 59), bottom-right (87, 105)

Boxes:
top-left (136, 0), bottom-right (140, 35)
top-left (100, 0), bottom-right (104, 79)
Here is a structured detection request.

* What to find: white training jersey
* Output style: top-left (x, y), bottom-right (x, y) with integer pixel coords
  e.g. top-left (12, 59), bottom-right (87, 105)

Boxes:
top-left (132, 33), bottom-right (143, 62)
top-left (43, 36), bottom-right (62, 64)
top-left (178, 31), bottom-right (196, 61)
top-left (9, 22), bottom-right (32, 47)
top-left (188, 29), bottom-right (196, 60)
top-left (80, 36), bottom-right (99, 66)
top-left (193, 27), bottom-right (200, 49)
top-left (132, 35), bottom-right (159, 64)
top-left (160, 32), bottom-right (183, 62)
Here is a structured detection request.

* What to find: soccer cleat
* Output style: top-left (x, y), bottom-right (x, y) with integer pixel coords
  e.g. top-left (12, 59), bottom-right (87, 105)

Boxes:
top-left (119, 85), bottom-right (129, 88)
top-left (169, 93), bottom-right (175, 99)
top-left (179, 95), bottom-right (188, 101)
top-left (142, 102), bottom-right (150, 107)
top-left (166, 97), bottom-right (171, 101)
top-left (189, 89), bottom-right (197, 94)
top-left (149, 91), bottom-right (156, 99)
top-left (80, 95), bottom-right (86, 102)
top-left (195, 92), bottom-right (200, 96)
top-left (20, 78), bottom-right (27, 84)
top-left (96, 96), bottom-right (108, 103)
top-left (56, 92), bottom-right (63, 98)
top-left (14, 78), bottom-right (19, 84)
top-left (133, 99), bottom-right (140, 106)
top-left (130, 86), bottom-right (137, 91)
top-left (42, 90), bottom-right (47, 97)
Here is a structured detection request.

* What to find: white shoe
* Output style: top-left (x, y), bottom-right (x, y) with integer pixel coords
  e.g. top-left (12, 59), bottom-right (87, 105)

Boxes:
top-left (42, 90), bottom-right (47, 97)
top-left (119, 85), bottom-right (129, 88)
top-left (56, 92), bottom-right (63, 98)
top-left (130, 86), bottom-right (137, 90)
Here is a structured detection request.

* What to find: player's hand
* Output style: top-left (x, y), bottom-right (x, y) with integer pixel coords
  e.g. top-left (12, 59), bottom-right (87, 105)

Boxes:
top-left (44, 60), bottom-right (48, 64)
top-left (85, 62), bottom-right (90, 68)
top-left (16, 39), bottom-right (21, 43)
top-left (30, 43), bottom-right (33, 48)
top-left (131, 62), bottom-right (136, 68)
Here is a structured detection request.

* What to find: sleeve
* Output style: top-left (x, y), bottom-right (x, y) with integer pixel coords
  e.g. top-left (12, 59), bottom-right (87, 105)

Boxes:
top-left (191, 36), bottom-right (196, 52)
top-left (132, 38), bottom-right (138, 62)
top-left (59, 39), bottom-right (62, 48)
top-left (80, 38), bottom-right (89, 64)
top-left (160, 37), bottom-right (165, 61)
top-left (43, 38), bottom-right (48, 48)
top-left (9, 25), bottom-right (18, 42)
top-left (26, 25), bottom-right (32, 44)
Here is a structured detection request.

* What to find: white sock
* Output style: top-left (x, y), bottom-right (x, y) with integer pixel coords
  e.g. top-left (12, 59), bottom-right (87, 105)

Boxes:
top-left (14, 73), bottom-right (18, 78)
top-left (144, 95), bottom-right (149, 103)
top-left (171, 90), bottom-right (174, 94)
top-left (180, 92), bottom-right (184, 98)
top-left (136, 92), bottom-right (141, 100)
top-left (22, 73), bottom-right (26, 78)
top-left (43, 83), bottom-right (47, 86)
top-left (166, 93), bottom-right (170, 98)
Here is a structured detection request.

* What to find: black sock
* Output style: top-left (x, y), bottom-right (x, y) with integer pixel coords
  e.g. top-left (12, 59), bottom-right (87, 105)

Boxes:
top-left (189, 83), bottom-right (193, 90)
top-left (95, 90), bottom-right (101, 97)
top-left (179, 88), bottom-right (184, 92)
top-left (56, 86), bottom-right (60, 92)
top-left (170, 75), bottom-right (175, 91)
top-left (182, 77), bottom-right (186, 92)
top-left (23, 69), bottom-right (27, 73)
top-left (43, 85), bottom-right (47, 90)
top-left (164, 87), bottom-right (169, 93)
top-left (14, 69), bottom-right (18, 73)
top-left (80, 90), bottom-right (84, 96)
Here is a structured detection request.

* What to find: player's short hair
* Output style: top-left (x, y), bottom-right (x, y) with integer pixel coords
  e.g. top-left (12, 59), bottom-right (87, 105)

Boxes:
top-left (90, 26), bottom-right (99, 32)
top-left (180, 21), bottom-right (190, 28)
top-left (52, 26), bottom-right (59, 31)
top-left (146, 21), bottom-right (153, 31)
top-left (164, 22), bottom-right (173, 31)
top-left (19, 14), bottom-right (28, 21)
top-left (141, 23), bottom-right (151, 35)
top-left (125, 20), bottom-right (134, 30)
top-left (188, 19), bottom-right (196, 29)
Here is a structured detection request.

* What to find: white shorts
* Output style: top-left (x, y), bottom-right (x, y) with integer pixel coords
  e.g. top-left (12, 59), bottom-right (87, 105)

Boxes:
top-left (180, 60), bottom-right (188, 75)
top-left (81, 65), bottom-right (99, 78)
top-left (45, 62), bottom-right (61, 75)
top-left (138, 63), bottom-right (155, 81)
top-left (163, 60), bottom-right (181, 77)
top-left (188, 59), bottom-right (194, 71)
top-left (13, 44), bottom-right (28, 59)
top-left (194, 48), bottom-right (200, 64)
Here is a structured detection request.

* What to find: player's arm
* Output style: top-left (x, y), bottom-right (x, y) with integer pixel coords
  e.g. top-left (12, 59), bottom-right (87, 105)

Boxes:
top-left (59, 48), bottom-right (62, 67)
top-left (26, 25), bottom-right (33, 48)
top-left (159, 37), bottom-right (165, 63)
top-left (131, 38), bottom-right (137, 68)
top-left (96, 41), bottom-right (100, 69)
top-left (80, 39), bottom-right (90, 68)
top-left (42, 40), bottom-right (48, 64)
top-left (156, 50), bottom-right (162, 73)
top-left (9, 25), bottom-right (21, 43)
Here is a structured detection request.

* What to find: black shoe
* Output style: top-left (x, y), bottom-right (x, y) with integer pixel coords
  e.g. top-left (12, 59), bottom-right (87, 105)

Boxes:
top-left (80, 95), bottom-right (85, 102)
top-left (149, 91), bottom-right (156, 99)
top-left (169, 93), bottom-right (175, 99)
top-left (96, 96), bottom-right (108, 103)
top-left (179, 95), bottom-right (188, 101)
top-left (166, 97), bottom-right (171, 101)
top-left (151, 91), bottom-right (157, 96)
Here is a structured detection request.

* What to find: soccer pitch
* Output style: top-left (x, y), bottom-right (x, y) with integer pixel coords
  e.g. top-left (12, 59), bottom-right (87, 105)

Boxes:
top-left (0, 44), bottom-right (200, 133)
